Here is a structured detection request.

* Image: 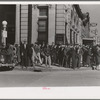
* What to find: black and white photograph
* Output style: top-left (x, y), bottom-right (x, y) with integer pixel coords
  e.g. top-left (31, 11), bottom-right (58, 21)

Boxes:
top-left (0, 1), bottom-right (100, 99)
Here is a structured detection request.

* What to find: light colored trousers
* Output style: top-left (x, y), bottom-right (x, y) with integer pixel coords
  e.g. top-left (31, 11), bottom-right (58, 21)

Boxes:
top-left (37, 52), bottom-right (42, 64)
top-left (45, 55), bottom-right (51, 67)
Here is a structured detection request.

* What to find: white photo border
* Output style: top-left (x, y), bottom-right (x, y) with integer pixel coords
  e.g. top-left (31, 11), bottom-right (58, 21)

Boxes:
top-left (0, 1), bottom-right (100, 99)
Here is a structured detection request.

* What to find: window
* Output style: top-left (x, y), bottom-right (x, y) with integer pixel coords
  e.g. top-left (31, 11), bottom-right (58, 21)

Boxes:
top-left (76, 34), bottom-right (78, 43)
top-left (56, 34), bottom-right (64, 44)
top-left (38, 7), bottom-right (48, 43)
top-left (73, 32), bottom-right (75, 44)
top-left (38, 34), bottom-right (47, 40)
top-left (70, 30), bottom-right (72, 44)
top-left (38, 20), bottom-right (47, 32)
top-left (39, 8), bottom-right (48, 16)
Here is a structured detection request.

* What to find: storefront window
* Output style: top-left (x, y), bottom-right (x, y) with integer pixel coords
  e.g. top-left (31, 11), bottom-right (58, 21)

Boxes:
top-left (56, 34), bottom-right (64, 44)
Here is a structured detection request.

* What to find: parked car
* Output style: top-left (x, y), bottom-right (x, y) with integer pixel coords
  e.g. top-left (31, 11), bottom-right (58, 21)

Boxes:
top-left (0, 46), bottom-right (15, 71)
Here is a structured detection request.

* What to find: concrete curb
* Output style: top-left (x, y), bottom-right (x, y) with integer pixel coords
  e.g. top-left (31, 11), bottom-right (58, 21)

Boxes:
top-left (14, 65), bottom-right (92, 72)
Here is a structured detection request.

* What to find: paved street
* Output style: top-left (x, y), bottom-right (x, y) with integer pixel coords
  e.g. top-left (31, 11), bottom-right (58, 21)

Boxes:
top-left (0, 65), bottom-right (100, 87)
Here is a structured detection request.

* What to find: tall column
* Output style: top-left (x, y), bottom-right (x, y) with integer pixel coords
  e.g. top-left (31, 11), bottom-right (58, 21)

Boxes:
top-left (48, 5), bottom-right (55, 45)
top-left (32, 5), bottom-right (38, 44)
top-left (28, 5), bottom-right (32, 44)
top-left (15, 5), bottom-right (20, 44)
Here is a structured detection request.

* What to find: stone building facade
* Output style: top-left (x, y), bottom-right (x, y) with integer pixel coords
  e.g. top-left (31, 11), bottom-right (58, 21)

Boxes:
top-left (0, 4), bottom-right (90, 45)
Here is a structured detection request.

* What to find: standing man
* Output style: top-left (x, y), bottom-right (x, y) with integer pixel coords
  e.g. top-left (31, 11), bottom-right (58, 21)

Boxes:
top-left (20, 39), bottom-right (29, 70)
top-left (77, 45), bottom-right (83, 68)
top-left (62, 44), bottom-right (71, 68)
top-left (34, 43), bottom-right (42, 65)
top-left (44, 44), bottom-right (51, 68)
top-left (71, 45), bottom-right (77, 69)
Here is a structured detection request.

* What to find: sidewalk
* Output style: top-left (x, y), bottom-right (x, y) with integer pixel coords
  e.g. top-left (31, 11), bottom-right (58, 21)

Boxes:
top-left (14, 64), bottom-right (92, 72)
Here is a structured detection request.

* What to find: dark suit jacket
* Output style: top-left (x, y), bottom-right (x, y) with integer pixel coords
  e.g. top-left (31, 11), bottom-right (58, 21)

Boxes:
top-left (21, 44), bottom-right (29, 58)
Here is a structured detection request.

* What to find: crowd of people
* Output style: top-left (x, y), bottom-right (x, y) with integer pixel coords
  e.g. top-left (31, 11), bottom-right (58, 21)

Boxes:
top-left (1, 40), bottom-right (100, 71)
top-left (19, 40), bottom-right (100, 70)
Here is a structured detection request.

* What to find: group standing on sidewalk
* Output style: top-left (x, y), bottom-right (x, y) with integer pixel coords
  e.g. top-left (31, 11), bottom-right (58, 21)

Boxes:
top-left (2, 40), bottom-right (100, 71)
top-left (19, 40), bottom-right (100, 71)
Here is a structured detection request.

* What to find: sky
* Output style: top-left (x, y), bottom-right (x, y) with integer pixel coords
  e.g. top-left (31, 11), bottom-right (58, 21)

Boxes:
top-left (80, 5), bottom-right (100, 37)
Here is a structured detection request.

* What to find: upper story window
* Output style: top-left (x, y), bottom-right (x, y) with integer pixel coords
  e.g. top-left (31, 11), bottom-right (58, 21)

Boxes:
top-left (39, 8), bottom-right (48, 16)
top-left (38, 20), bottom-right (47, 32)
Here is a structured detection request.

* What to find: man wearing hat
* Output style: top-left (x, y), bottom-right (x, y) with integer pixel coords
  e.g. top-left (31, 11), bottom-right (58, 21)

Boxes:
top-left (20, 39), bottom-right (29, 69)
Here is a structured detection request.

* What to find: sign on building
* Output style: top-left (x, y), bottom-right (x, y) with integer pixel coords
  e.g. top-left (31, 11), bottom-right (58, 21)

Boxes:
top-left (2, 30), bottom-right (7, 38)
